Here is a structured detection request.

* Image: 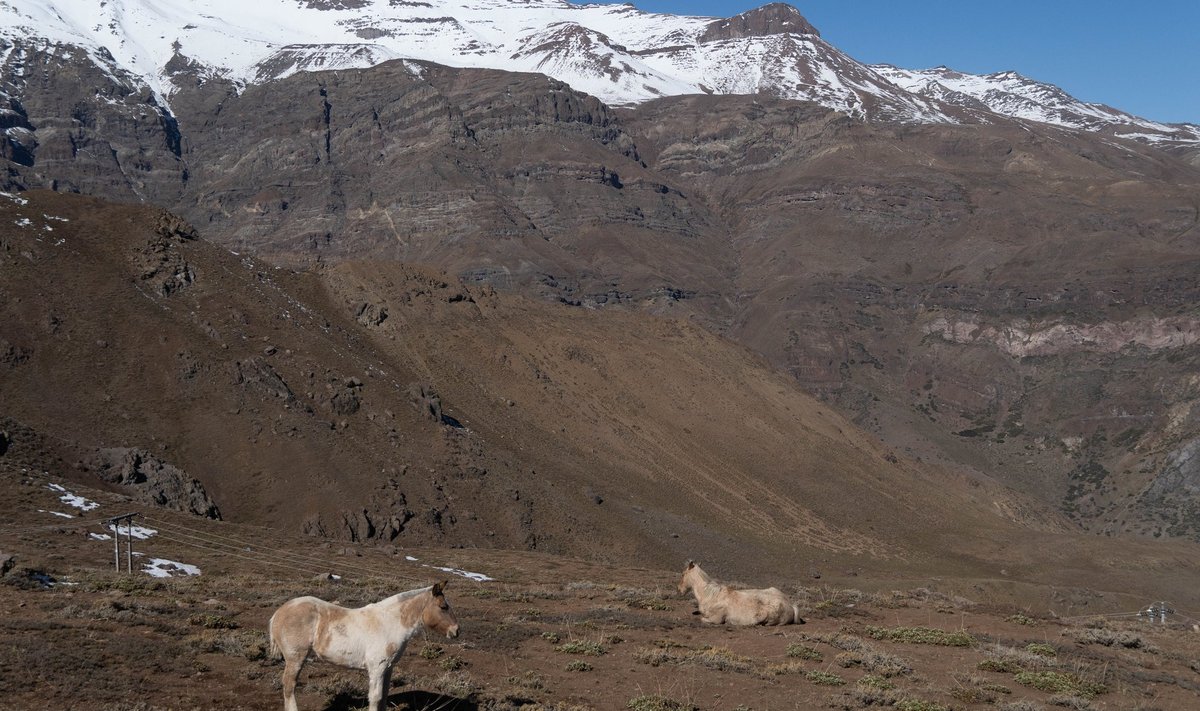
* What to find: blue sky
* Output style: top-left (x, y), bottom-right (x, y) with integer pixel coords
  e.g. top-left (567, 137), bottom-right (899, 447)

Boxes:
top-left (587, 1), bottom-right (1199, 124)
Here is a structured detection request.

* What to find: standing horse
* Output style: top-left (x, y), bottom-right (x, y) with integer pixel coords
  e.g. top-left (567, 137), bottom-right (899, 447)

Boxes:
top-left (268, 581), bottom-right (460, 711)
top-left (678, 560), bottom-right (804, 626)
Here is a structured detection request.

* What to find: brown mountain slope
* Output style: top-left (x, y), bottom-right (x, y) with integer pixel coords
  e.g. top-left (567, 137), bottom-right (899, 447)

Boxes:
top-left (623, 94), bottom-right (1200, 541)
top-left (4, 190), bottom-right (1200, 607)
top-left (8, 50), bottom-right (1200, 544)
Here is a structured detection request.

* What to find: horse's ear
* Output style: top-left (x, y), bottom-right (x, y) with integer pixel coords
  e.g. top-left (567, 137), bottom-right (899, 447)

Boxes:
top-left (686, 560), bottom-right (695, 569)
top-left (431, 581), bottom-right (444, 597)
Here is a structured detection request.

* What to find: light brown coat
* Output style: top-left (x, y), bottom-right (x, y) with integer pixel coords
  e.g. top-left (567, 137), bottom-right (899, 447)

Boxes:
top-left (678, 561), bottom-right (803, 626)
top-left (268, 582), bottom-right (459, 711)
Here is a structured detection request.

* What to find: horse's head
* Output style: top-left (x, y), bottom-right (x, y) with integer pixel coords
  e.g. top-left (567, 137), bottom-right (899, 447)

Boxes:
top-left (423, 581), bottom-right (460, 639)
top-left (678, 560), bottom-right (699, 594)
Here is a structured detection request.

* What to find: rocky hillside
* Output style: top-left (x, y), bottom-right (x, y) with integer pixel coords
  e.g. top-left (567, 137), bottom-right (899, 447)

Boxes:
top-left (0, 188), bottom-right (1089, 588)
top-left (625, 93), bottom-right (1200, 542)
top-left (4, 30), bottom-right (1200, 551)
top-left (10, 188), bottom-right (1200, 606)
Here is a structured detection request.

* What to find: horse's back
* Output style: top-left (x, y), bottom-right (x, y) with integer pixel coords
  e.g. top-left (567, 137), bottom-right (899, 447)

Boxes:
top-left (721, 587), bottom-right (795, 625)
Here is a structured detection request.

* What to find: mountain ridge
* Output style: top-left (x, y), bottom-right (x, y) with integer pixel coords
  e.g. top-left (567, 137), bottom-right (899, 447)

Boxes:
top-left (1, 0), bottom-right (1196, 144)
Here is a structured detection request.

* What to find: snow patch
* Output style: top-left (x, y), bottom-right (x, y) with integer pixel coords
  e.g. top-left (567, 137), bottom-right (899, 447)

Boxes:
top-left (38, 509), bottom-right (76, 519)
top-left (47, 482), bottom-right (99, 511)
top-left (428, 565), bottom-right (493, 582)
top-left (107, 522), bottom-right (158, 539)
top-left (89, 532), bottom-right (113, 541)
top-left (143, 557), bottom-right (201, 577)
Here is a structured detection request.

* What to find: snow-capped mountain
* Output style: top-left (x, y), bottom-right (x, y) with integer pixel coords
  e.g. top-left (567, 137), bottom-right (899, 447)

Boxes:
top-left (873, 65), bottom-right (1200, 144)
top-left (0, 0), bottom-right (1196, 143)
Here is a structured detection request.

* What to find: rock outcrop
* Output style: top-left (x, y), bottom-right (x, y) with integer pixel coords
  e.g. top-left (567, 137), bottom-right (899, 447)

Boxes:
top-left (90, 447), bottom-right (221, 519)
top-left (698, 4), bottom-right (820, 43)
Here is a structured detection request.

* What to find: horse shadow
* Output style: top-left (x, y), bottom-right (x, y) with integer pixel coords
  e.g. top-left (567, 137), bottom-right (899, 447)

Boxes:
top-left (323, 689), bottom-right (480, 711)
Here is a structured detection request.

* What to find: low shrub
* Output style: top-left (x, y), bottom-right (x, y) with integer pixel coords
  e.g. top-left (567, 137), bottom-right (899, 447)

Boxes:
top-left (556, 640), bottom-right (605, 656)
top-left (626, 695), bottom-right (697, 711)
top-left (419, 644), bottom-right (444, 660)
top-left (1014, 671), bottom-right (1107, 698)
top-left (805, 670), bottom-right (846, 686)
top-left (786, 643), bottom-right (822, 660)
top-left (857, 675), bottom-right (896, 691)
top-left (188, 613), bottom-right (238, 630)
top-left (978, 658), bottom-right (1023, 673)
top-left (897, 700), bottom-right (951, 711)
top-left (866, 625), bottom-right (974, 647)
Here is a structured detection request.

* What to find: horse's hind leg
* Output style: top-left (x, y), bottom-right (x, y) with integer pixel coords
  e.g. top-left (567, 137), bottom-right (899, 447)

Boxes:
top-left (281, 653), bottom-right (307, 711)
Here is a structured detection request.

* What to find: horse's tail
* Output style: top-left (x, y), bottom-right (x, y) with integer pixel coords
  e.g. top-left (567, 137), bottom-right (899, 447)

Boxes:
top-left (267, 611), bottom-right (283, 660)
top-left (792, 604), bottom-right (806, 625)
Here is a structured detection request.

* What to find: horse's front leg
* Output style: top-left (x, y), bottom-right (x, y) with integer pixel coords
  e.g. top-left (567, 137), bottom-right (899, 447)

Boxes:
top-left (367, 662), bottom-right (391, 711)
top-left (699, 605), bottom-right (727, 625)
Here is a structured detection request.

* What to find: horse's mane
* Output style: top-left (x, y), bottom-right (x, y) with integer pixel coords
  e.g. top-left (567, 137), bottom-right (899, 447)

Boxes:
top-left (376, 585), bottom-right (434, 606)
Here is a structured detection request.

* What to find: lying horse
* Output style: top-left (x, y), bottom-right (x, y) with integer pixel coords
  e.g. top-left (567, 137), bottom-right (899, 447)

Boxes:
top-left (268, 581), bottom-right (460, 711)
top-left (678, 560), bottom-right (804, 626)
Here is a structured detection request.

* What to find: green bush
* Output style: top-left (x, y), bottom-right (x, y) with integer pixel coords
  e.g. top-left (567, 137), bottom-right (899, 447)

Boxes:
top-left (626, 695), bottom-right (696, 711)
top-left (556, 639), bottom-right (606, 656)
top-left (1015, 671), bottom-right (1107, 698)
top-left (786, 643), bottom-right (822, 660)
top-left (188, 613), bottom-right (238, 630)
top-left (978, 658), bottom-right (1023, 673)
top-left (805, 670), bottom-right (846, 686)
top-left (866, 625), bottom-right (974, 647)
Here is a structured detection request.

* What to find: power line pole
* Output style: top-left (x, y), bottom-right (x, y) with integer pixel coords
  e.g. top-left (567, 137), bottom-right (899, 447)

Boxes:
top-left (103, 513), bottom-right (139, 573)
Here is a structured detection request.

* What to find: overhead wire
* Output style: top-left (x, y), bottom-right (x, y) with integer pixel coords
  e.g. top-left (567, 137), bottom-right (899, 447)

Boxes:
top-left (1160, 602), bottom-right (1200, 626)
top-left (141, 520), bottom-right (389, 580)
top-left (146, 530), bottom-right (333, 578)
top-left (139, 514), bottom-right (427, 583)
top-left (1057, 609), bottom-right (1157, 622)
top-left (0, 516), bottom-right (116, 536)
top-left (14, 474), bottom-right (439, 584)
top-left (139, 514), bottom-right (419, 580)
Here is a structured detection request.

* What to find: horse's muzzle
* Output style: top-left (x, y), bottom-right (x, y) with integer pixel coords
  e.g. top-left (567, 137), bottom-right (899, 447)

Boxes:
top-left (446, 624), bottom-right (460, 639)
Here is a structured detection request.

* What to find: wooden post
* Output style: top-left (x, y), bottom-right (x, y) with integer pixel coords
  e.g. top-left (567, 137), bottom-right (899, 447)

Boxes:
top-left (103, 513), bottom-right (140, 575)
top-left (125, 517), bottom-right (134, 574)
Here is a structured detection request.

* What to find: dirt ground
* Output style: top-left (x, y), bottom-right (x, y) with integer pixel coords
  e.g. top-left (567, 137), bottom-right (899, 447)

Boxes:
top-left (2, 474), bottom-right (1198, 711)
